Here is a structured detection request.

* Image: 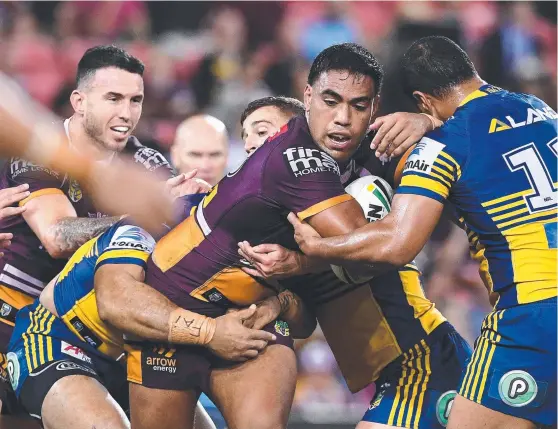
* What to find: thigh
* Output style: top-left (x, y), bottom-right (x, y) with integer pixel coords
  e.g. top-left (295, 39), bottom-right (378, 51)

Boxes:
top-left (42, 375), bottom-right (129, 429)
top-left (129, 382), bottom-right (198, 429)
top-left (209, 344), bottom-right (297, 429)
top-left (457, 303), bottom-right (556, 427)
top-left (447, 394), bottom-right (537, 429)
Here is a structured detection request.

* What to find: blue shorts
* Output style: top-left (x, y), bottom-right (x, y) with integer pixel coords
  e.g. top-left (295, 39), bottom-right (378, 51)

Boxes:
top-left (457, 297), bottom-right (557, 427)
top-left (362, 322), bottom-right (472, 428)
top-left (6, 301), bottom-right (127, 419)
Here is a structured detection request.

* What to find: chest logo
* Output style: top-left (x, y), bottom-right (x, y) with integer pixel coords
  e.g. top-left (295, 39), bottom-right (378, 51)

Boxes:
top-left (68, 179), bottom-right (83, 203)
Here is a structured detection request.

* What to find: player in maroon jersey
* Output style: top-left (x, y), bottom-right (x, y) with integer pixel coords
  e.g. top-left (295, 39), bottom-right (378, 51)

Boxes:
top-left (120, 43), bottom-right (391, 429)
top-left (0, 46), bottom-right (178, 351)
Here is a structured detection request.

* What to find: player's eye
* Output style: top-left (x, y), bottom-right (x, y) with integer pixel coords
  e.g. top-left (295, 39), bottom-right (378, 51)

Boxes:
top-left (257, 129), bottom-right (268, 137)
top-left (354, 104), bottom-right (368, 112)
top-left (324, 99), bottom-right (337, 107)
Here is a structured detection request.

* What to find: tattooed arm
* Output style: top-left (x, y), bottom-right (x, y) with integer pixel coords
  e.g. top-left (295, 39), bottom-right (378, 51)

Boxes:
top-left (23, 192), bottom-right (117, 259)
top-left (48, 216), bottom-right (119, 256)
top-left (95, 263), bottom-right (275, 361)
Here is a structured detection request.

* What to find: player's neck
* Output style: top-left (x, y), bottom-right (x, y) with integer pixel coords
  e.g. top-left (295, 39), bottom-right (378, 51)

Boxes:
top-left (453, 77), bottom-right (487, 108)
top-left (437, 77), bottom-right (486, 121)
top-left (66, 116), bottom-right (113, 162)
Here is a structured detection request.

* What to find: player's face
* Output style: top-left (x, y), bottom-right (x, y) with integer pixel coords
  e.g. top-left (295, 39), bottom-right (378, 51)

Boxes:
top-left (78, 67), bottom-right (144, 152)
top-left (241, 106), bottom-right (293, 155)
top-left (305, 70), bottom-right (376, 163)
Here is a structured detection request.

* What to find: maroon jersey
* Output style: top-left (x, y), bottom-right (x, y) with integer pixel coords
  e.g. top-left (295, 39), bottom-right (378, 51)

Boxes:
top-left (146, 116), bottom-right (352, 308)
top-left (0, 135), bottom-right (173, 303)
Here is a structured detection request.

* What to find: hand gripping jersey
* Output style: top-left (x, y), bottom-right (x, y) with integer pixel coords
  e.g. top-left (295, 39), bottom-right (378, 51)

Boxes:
top-left (0, 134), bottom-right (172, 329)
top-left (9, 220), bottom-right (156, 365)
top-left (398, 84), bottom-right (557, 309)
top-left (145, 116), bottom-right (352, 310)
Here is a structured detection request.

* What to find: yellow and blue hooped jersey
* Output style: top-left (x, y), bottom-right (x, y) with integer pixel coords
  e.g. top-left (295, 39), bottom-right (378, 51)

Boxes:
top-left (398, 84), bottom-right (557, 309)
top-left (51, 220), bottom-right (155, 359)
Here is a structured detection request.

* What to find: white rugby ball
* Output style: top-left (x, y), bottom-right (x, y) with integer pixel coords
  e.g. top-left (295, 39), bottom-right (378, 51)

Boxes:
top-left (331, 175), bottom-right (394, 284)
top-left (345, 175), bottom-right (393, 223)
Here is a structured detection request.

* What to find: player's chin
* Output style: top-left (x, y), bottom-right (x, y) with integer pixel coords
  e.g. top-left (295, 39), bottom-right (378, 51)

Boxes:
top-left (105, 137), bottom-right (128, 152)
top-left (324, 140), bottom-right (357, 162)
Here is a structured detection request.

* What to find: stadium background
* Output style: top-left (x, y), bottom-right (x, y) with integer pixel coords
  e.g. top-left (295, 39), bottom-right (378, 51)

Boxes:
top-left (0, 1), bottom-right (555, 428)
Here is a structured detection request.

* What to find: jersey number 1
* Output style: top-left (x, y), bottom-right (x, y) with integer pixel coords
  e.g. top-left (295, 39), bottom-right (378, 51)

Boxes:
top-left (503, 138), bottom-right (557, 213)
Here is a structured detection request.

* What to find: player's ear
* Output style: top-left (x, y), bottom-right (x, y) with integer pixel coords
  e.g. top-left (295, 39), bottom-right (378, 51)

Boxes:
top-left (412, 91), bottom-right (431, 115)
top-left (303, 84), bottom-right (312, 113)
top-left (70, 90), bottom-right (85, 116)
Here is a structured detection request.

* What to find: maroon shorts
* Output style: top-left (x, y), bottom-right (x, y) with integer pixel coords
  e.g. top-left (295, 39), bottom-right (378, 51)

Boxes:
top-left (126, 292), bottom-right (293, 393)
top-left (127, 319), bottom-right (293, 393)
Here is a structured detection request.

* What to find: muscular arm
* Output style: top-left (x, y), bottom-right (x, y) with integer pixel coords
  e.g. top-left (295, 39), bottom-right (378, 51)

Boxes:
top-left (304, 198), bottom-right (390, 276)
top-left (23, 194), bottom-right (118, 259)
top-left (295, 194), bottom-right (444, 267)
top-left (95, 263), bottom-right (174, 341)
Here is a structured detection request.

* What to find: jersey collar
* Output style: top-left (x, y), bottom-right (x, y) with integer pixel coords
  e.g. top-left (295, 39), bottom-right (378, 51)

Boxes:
top-left (458, 84), bottom-right (502, 108)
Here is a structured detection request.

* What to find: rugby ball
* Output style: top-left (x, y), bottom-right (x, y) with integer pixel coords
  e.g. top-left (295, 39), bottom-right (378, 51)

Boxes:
top-left (331, 175), bottom-right (394, 284)
top-left (345, 175), bottom-right (393, 223)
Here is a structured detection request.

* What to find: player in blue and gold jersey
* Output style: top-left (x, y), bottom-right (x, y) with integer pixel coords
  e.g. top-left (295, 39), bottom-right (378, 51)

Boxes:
top-left (238, 96), bottom-right (472, 429)
top-left (291, 36), bottom-right (556, 429)
top-left (6, 214), bottom-right (273, 429)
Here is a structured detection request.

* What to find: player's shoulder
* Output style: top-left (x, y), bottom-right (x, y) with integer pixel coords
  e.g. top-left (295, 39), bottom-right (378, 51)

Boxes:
top-left (124, 136), bottom-right (174, 178)
top-left (256, 115), bottom-right (315, 159)
top-left (5, 156), bottom-right (65, 186)
top-left (98, 219), bottom-right (156, 254)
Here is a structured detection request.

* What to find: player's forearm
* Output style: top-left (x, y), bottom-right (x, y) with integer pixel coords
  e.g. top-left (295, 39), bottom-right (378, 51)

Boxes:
top-left (298, 254), bottom-right (330, 274)
top-left (97, 270), bottom-right (215, 346)
top-left (278, 290), bottom-right (316, 339)
top-left (96, 270), bottom-right (173, 341)
top-left (47, 216), bottom-right (119, 258)
top-left (311, 217), bottom-right (408, 267)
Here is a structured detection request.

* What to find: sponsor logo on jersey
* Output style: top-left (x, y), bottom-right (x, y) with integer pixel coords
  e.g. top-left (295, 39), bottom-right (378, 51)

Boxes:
top-left (436, 390), bottom-right (456, 426)
top-left (489, 107), bottom-right (558, 133)
top-left (498, 370), bottom-right (538, 407)
top-left (145, 351), bottom-right (177, 374)
top-left (134, 147), bottom-right (171, 172)
top-left (68, 179), bottom-right (83, 203)
top-left (10, 158), bottom-right (60, 179)
top-left (283, 147), bottom-right (340, 177)
top-left (61, 341), bottom-right (92, 364)
top-left (0, 303), bottom-right (13, 318)
top-left (403, 138), bottom-right (445, 175)
top-left (108, 225), bottom-right (155, 252)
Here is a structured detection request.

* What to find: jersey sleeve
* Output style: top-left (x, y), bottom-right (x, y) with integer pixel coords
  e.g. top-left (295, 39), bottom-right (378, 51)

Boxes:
top-left (263, 126), bottom-right (352, 220)
top-left (396, 127), bottom-right (468, 203)
top-left (131, 144), bottom-right (175, 180)
top-left (7, 157), bottom-right (66, 206)
top-left (95, 224), bottom-right (156, 271)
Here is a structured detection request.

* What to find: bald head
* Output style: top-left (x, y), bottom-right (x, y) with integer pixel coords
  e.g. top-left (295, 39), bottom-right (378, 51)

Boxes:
top-left (171, 115), bottom-right (229, 185)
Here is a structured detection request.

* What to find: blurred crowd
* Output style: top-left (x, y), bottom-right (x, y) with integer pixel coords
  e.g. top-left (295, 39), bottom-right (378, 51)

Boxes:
top-left (0, 1), bottom-right (555, 420)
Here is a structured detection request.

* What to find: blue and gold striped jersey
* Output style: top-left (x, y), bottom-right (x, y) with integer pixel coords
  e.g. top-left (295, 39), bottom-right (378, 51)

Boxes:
top-left (52, 220), bottom-right (155, 359)
top-left (398, 84), bottom-right (557, 309)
